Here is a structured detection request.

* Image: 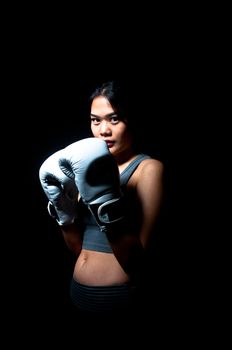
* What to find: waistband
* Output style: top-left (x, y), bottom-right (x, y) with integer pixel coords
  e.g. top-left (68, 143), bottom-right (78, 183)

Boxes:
top-left (70, 278), bottom-right (136, 313)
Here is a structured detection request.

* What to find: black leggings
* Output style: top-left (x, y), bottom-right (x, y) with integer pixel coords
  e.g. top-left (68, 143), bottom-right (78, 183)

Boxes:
top-left (70, 278), bottom-right (137, 315)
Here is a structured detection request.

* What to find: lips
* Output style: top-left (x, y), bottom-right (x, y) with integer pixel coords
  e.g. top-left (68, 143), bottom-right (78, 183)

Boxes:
top-left (105, 140), bottom-right (114, 148)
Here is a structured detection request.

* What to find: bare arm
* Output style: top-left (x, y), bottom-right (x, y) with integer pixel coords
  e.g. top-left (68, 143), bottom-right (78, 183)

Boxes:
top-left (136, 159), bottom-right (164, 248)
top-left (61, 222), bottom-right (83, 256)
top-left (107, 159), bottom-right (164, 278)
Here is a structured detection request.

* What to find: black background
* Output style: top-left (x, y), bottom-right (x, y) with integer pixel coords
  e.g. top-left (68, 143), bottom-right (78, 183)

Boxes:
top-left (2, 15), bottom-right (207, 344)
top-left (9, 71), bottom-right (195, 335)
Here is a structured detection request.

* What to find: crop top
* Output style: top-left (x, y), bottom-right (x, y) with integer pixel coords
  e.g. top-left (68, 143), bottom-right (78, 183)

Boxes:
top-left (81, 153), bottom-right (151, 253)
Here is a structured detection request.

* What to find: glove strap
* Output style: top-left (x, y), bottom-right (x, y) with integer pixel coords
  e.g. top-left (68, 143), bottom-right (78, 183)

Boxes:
top-left (47, 201), bottom-right (58, 220)
top-left (47, 201), bottom-right (76, 226)
top-left (88, 197), bottom-right (125, 228)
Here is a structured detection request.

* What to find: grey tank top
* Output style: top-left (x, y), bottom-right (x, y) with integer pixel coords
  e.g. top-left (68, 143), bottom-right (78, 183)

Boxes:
top-left (82, 153), bottom-right (151, 253)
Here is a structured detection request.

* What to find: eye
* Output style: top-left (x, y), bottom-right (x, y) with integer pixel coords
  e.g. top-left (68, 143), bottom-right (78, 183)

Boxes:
top-left (110, 115), bottom-right (119, 124)
top-left (91, 117), bottom-right (100, 125)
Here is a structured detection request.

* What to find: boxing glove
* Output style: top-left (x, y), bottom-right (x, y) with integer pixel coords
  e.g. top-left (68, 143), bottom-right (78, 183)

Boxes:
top-left (59, 138), bottom-right (124, 231)
top-left (39, 149), bottom-right (79, 226)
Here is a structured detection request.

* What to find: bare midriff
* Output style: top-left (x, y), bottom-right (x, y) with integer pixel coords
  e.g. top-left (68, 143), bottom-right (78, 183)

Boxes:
top-left (73, 249), bottom-right (130, 286)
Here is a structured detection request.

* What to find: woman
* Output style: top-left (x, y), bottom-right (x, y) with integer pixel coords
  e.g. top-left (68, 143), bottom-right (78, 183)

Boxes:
top-left (39, 80), bottom-right (164, 322)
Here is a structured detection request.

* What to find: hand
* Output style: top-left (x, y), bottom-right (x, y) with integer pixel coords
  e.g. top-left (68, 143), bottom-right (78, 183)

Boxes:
top-left (59, 138), bottom-right (124, 230)
top-left (39, 149), bottom-right (79, 226)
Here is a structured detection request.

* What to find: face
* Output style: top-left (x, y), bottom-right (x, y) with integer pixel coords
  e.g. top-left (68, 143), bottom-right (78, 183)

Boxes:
top-left (90, 96), bottom-right (133, 158)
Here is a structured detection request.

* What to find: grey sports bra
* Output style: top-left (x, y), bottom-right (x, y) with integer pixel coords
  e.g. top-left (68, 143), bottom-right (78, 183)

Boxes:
top-left (82, 153), bottom-right (151, 253)
top-left (120, 153), bottom-right (151, 186)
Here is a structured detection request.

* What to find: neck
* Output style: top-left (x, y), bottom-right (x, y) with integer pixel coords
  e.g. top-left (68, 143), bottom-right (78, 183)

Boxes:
top-left (114, 147), bottom-right (137, 166)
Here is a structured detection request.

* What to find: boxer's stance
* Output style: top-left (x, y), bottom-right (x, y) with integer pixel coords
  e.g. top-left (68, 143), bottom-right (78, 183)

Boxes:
top-left (39, 81), bottom-right (164, 320)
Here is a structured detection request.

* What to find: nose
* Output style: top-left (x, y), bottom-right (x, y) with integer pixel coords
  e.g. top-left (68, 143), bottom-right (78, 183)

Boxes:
top-left (100, 120), bottom-right (112, 136)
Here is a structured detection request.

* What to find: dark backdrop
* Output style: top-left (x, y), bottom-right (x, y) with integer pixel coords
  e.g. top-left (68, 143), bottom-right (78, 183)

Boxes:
top-left (24, 80), bottom-right (186, 314)
top-left (1, 7), bottom-right (211, 344)
top-left (4, 61), bottom-right (198, 341)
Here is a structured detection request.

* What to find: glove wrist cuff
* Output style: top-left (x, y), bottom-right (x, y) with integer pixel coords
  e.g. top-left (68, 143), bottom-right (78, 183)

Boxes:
top-left (47, 201), bottom-right (58, 219)
top-left (47, 201), bottom-right (75, 226)
top-left (89, 197), bottom-right (125, 226)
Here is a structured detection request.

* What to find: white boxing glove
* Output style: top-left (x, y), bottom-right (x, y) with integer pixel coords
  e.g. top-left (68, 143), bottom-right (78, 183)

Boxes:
top-left (39, 149), bottom-right (79, 226)
top-left (58, 138), bottom-right (124, 231)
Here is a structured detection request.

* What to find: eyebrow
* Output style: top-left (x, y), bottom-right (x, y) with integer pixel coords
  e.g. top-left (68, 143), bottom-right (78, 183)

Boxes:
top-left (90, 112), bottom-right (117, 118)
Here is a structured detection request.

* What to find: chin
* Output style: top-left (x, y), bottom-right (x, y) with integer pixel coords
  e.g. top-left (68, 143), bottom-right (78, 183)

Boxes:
top-left (108, 147), bottom-right (116, 156)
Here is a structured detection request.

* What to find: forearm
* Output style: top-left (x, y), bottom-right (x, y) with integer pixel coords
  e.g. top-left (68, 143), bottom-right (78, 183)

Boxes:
top-left (61, 222), bottom-right (83, 256)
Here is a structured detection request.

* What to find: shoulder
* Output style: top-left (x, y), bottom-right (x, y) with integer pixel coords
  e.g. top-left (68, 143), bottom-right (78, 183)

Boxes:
top-left (139, 158), bottom-right (164, 174)
top-left (136, 158), bottom-right (164, 179)
top-left (129, 157), bottom-right (164, 187)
